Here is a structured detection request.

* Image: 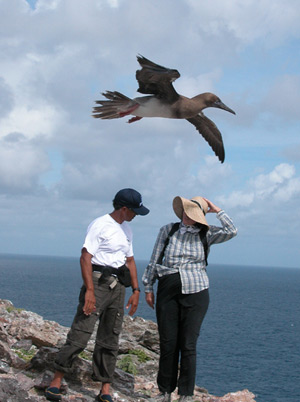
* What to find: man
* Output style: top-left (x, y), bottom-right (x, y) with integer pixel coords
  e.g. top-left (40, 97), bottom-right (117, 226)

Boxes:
top-left (45, 188), bottom-right (149, 402)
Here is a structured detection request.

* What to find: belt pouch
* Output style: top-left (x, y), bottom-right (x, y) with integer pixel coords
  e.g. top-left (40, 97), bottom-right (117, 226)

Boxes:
top-left (117, 265), bottom-right (132, 287)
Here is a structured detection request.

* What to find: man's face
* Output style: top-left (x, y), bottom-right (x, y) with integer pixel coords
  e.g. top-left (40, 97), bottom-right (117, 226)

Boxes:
top-left (123, 207), bottom-right (137, 221)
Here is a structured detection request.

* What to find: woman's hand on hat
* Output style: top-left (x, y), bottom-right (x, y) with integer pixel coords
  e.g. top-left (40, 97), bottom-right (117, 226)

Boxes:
top-left (203, 198), bottom-right (221, 214)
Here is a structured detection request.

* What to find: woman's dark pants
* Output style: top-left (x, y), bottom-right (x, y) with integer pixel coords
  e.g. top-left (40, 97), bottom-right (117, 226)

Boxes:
top-left (156, 273), bottom-right (209, 396)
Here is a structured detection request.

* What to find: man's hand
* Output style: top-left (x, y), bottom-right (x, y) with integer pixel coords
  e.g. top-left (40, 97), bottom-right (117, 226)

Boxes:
top-left (145, 292), bottom-right (155, 309)
top-left (83, 289), bottom-right (96, 316)
top-left (126, 291), bottom-right (140, 316)
top-left (125, 256), bottom-right (140, 316)
top-left (80, 248), bottom-right (96, 315)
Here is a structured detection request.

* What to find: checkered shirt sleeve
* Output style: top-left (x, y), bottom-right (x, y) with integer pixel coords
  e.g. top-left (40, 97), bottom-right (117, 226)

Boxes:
top-left (142, 210), bottom-right (237, 294)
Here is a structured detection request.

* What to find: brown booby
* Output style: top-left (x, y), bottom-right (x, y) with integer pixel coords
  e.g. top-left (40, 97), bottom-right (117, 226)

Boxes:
top-left (92, 55), bottom-right (236, 163)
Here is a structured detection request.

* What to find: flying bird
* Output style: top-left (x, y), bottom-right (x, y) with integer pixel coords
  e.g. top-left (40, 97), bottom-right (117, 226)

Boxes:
top-left (92, 55), bottom-right (236, 163)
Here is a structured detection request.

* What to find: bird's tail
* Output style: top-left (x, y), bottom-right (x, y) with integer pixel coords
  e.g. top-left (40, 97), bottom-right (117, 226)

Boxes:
top-left (92, 91), bottom-right (136, 119)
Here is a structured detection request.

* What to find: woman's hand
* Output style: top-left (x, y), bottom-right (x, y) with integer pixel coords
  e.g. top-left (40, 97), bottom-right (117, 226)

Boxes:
top-left (203, 198), bottom-right (222, 213)
top-left (145, 292), bottom-right (155, 309)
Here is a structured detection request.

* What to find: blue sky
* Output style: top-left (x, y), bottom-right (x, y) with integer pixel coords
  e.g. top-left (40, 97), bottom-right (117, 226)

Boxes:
top-left (0, 0), bottom-right (300, 268)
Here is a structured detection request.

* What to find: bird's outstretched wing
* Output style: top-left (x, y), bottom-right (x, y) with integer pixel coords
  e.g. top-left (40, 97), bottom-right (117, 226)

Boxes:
top-left (136, 55), bottom-right (180, 103)
top-left (187, 114), bottom-right (225, 163)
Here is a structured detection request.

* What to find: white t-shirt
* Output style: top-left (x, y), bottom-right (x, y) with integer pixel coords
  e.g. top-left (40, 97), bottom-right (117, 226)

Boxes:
top-left (83, 214), bottom-right (133, 268)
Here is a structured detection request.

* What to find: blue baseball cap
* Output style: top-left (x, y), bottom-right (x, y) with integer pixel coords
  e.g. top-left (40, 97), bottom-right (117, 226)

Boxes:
top-left (113, 188), bottom-right (149, 216)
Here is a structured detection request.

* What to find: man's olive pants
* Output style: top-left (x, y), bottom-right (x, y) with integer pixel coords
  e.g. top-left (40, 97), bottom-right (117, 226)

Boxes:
top-left (54, 274), bottom-right (125, 383)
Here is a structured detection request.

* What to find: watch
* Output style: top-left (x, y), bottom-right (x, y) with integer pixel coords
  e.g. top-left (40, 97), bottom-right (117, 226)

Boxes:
top-left (132, 287), bottom-right (141, 292)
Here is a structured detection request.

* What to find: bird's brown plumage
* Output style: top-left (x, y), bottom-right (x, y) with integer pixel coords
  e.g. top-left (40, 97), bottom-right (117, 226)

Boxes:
top-left (93, 55), bottom-right (235, 163)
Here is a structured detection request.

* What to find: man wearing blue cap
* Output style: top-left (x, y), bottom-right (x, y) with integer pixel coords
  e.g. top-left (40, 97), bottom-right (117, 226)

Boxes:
top-left (46, 188), bottom-right (149, 402)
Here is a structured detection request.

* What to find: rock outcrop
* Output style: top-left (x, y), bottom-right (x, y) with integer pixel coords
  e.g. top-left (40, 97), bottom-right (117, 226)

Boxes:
top-left (0, 299), bottom-right (256, 402)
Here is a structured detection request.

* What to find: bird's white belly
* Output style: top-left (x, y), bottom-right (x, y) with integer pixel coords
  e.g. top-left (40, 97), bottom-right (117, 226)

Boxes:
top-left (133, 97), bottom-right (174, 118)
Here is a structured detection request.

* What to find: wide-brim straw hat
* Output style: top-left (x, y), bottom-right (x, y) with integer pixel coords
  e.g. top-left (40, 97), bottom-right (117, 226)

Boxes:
top-left (172, 196), bottom-right (209, 227)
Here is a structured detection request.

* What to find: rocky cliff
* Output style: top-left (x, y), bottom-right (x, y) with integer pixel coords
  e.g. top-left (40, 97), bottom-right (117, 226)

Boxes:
top-left (0, 299), bottom-right (256, 402)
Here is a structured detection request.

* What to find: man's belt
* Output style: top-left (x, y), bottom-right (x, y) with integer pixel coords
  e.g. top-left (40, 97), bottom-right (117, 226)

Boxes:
top-left (92, 264), bottom-right (132, 288)
top-left (92, 265), bottom-right (120, 289)
top-left (92, 264), bottom-right (126, 277)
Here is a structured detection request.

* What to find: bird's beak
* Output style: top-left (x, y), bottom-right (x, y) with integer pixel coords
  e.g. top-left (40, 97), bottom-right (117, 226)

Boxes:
top-left (214, 100), bottom-right (236, 115)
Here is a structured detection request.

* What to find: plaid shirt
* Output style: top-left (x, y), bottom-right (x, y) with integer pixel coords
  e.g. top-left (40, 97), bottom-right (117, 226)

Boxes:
top-left (142, 210), bottom-right (237, 294)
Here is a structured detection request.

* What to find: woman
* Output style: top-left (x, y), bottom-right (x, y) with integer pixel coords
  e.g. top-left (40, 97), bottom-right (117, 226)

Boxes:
top-left (142, 195), bottom-right (237, 402)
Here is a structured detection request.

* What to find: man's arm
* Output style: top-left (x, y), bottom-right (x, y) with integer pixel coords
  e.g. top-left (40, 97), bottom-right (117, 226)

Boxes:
top-left (125, 256), bottom-right (140, 316)
top-left (80, 247), bottom-right (96, 315)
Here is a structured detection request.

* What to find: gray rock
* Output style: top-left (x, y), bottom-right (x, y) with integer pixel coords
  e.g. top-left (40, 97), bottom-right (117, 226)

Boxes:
top-left (29, 346), bottom-right (60, 371)
top-left (0, 375), bottom-right (37, 402)
top-left (0, 360), bottom-right (10, 374)
top-left (0, 299), bottom-right (257, 402)
top-left (0, 340), bottom-right (28, 369)
top-left (112, 368), bottom-right (135, 395)
top-left (12, 339), bottom-right (33, 351)
top-left (140, 329), bottom-right (160, 354)
top-left (34, 370), bottom-right (57, 389)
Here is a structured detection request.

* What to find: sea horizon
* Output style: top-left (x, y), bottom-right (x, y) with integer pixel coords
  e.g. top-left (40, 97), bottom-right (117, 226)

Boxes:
top-left (1, 253), bottom-right (299, 402)
top-left (0, 251), bottom-right (299, 271)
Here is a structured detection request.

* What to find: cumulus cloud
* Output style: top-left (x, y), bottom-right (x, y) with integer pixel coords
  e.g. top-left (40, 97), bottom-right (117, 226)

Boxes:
top-left (0, 0), bottom-right (299, 267)
top-left (0, 133), bottom-right (50, 193)
top-left (175, 69), bottom-right (223, 97)
top-left (218, 163), bottom-right (300, 211)
top-left (0, 78), bottom-right (14, 118)
top-left (187, 0), bottom-right (300, 46)
top-left (1, 104), bottom-right (63, 140)
top-left (196, 156), bottom-right (233, 185)
top-left (35, 0), bottom-right (60, 11)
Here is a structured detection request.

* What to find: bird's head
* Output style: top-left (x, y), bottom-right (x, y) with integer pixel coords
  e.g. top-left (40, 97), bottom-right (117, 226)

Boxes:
top-left (202, 93), bottom-right (236, 115)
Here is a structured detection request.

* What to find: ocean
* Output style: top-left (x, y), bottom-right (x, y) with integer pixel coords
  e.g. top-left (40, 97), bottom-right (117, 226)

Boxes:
top-left (0, 254), bottom-right (299, 402)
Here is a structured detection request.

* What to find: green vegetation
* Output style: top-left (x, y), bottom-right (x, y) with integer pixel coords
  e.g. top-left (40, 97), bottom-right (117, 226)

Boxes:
top-left (14, 348), bottom-right (36, 362)
top-left (79, 351), bottom-right (92, 361)
top-left (117, 348), bottom-right (152, 375)
top-left (117, 355), bottom-right (138, 375)
top-left (128, 349), bottom-right (151, 363)
top-left (6, 306), bottom-right (24, 313)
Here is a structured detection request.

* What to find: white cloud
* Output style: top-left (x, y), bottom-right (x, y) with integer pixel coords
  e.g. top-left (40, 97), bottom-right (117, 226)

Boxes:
top-left (34, 0), bottom-right (60, 12)
top-left (0, 0), bottom-right (300, 267)
top-left (252, 163), bottom-right (295, 197)
top-left (0, 78), bottom-right (14, 118)
top-left (0, 134), bottom-right (50, 192)
top-left (1, 105), bottom-right (63, 140)
top-left (186, 0), bottom-right (300, 46)
top-left (176, 69), bottom-right (222, 98)
top-left (196, 155), bottom-right (233, 187)
top-left (219, 163), bottom-right (300, 212)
